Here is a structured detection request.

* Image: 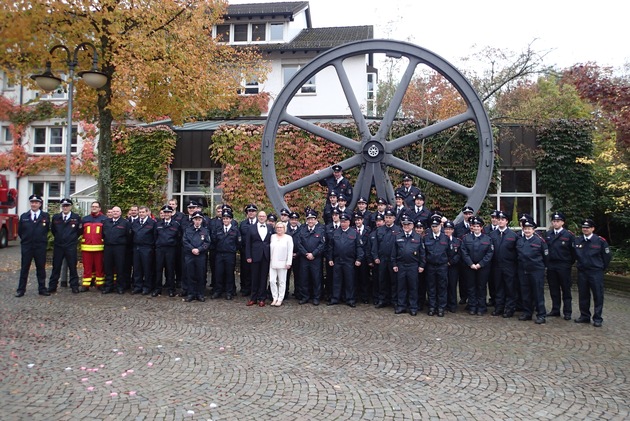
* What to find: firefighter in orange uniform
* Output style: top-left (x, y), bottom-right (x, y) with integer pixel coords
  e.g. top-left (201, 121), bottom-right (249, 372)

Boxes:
top-left (80, 201), bottom-right (107, 291)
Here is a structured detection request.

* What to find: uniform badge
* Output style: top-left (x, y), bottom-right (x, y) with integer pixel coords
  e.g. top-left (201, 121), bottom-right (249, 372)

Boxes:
top-left (605, 247), bottom-right (610, 254)
top-left (201, 235), bottom-right (205, 241)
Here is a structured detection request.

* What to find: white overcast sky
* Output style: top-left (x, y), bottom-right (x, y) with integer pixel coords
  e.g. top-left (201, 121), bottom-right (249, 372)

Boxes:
top-left (231, 0), bottom-right (629, 71)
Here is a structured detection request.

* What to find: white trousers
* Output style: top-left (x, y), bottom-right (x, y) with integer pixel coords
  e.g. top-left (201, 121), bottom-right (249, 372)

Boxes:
top-left (269, 268), bottom-right (288, 302)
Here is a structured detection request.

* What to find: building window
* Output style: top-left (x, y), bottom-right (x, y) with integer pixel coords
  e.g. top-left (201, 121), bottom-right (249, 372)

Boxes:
top-left (489, 168), bottom-right (550, 229)
top-left (283, 65), bottom-right (316, 94)
top-left (2, 71), bottom-right (16, 91)
top-left (251, 23), bottom-right (266, 42)
top-left (367, 73), bottom-right (377, 117)
top-left (270, 23), bottom-right (284, 41)
top-left (31, 180), bottom-right (75, 209)
top-left (233, 24), bottom-right (248, 42)
top-left (32, 127), bottom-right (77, 154)
top-left (1, 125), bottom-right (13, 144)
top-left (38, 86), bottom-right (68, 100)
top-left (172, 169), bottom-right (223, 211)
top-left (238, 79), bottom-right (260, 95)
top-left (216, 24), bottom-right (230, 42)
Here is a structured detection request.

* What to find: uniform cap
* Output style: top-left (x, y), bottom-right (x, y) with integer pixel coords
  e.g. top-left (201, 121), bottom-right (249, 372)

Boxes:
top-left (414, 193), bottom-right (425, 201)
top-left (497, 210), bottom-right (508, 219)
top-left (191, 211), bottom-right (204, 219)
top-left (29, 194), bottom-right (43, 203)
top-left (353, 213), bottom-right (363, 221)
top-left (357, 196), bottom-right (368, 204)
top-left (222, 210), bottom-right (233, 218)
top-left (401, 216), bottom-right (414, 224)
top-left (374, 214), bottom-right (384, 221)
top-left (245, 203), bottom-right (258, 212)
top-left (280, 208), bottom-right (290, 216)
top-left (328, 191), bottom-right (338, 197)
top-left (332, 208), bottom-right (341, 215)
top-left (289, 211), bottom-right (300, 219)
top-left (462, 206), bottom-right (474, 214)
top-left (187, 200), bottom-right (198, 208)
top-left (394, 192), bottom-right (404, 199)
top-left (551, 212), bottom-right (566, 221)
top-left (522, 219), bottom-right (536, 228)
top-left (338, 194), bottom-right (347, 202)
top-left (443, 220), bottom-right (455, 229)
top-left (60, 198), bottom-right (72, 206)
top-left (384, 209), bottom-right (395, 217)
top-left (581, 218), bottom-right (596, 228)
top-left (431, 218), bottom-right (441, 226)
top-left (306, 211), bottom-right (318, 219)
top-left (377, 197), bottom-right (387, 205)
top-left (339, 213), bottom-right (350, 221)
top-left (267, 214), bottom-right (277, 222)
top-left (402, 174), bottom-right (412, 181)
top-left (332, 164), bottom-right (342, 172)
top-left (470, 216), bottom-right (484, 226)
top-left (490, 209), bottom-right (500, 218)
top-left (415, 220), bottom-right (426, 228)
top-left (160, 205), bottom-right (173, 213)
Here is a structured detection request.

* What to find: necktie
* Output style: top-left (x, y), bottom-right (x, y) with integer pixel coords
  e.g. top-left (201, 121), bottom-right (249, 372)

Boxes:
top-left (113, 219), bottom-right (118, 225)
top-left (500, 231), bottom-right (503, 238)
top-left (435, 236), bottom-right (438, 240)
top-left (63, 215), bottom-right (68, 222)
top-left (260, 224), bottom-right (265, 228)
top-left (225, 227), bottom-right (228, 233)
top-left (406, 234), bottom-right (410, 239)
top-left (309, 229), bottom-right (313, 233)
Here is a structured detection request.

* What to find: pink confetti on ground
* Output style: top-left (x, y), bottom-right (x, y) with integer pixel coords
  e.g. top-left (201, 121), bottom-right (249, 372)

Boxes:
top-left (121, 373), bottom-right (127, 377)
top-left (126, 369), bottom-right (134, 373)
top-left (105, 381), bottom-right (113, 385)
top-left (138, 346), bottom-right (143, 350)
top-left (147, 362), bottom-right (153, 367)
top-left (81, 378), bottom-right (88, 382)
top-left (80, 367), bottom-right (86, 370)
top-left (110, 392), bottom-right (118, 397)
top-left (99, 364), bottom-right (105, 368)
top-left (129, 391), bottom-right (137, 396)
top-left (87, 387), bottom-right (94, 391)
top-left (117, 352), bottom-right (124, 355)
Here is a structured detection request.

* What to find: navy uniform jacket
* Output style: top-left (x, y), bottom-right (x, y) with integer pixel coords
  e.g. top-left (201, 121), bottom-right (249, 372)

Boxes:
top-left (296, 224), bottom-right (326, 257)
top-left (102, 218), bottom-right (131, 246)
top-left (461, 233), bottom-right (494, 267)
top-left (423, 232), bottom-right (449, 266)
top-left (447, 236), bottom-right (462, 266)
top-left (320, 176), bottom-right (353, 203)
top-left (327, 228), bottom-right (364, 263)
top-left (393, 206), bottom-right (409, 225)
top-left (132, 218), bottom-right (156, 248)
top-left (239, 218), bottom-right (258, 249)
top-left (574, 234), bottom-right (612, 271)
top-left (410, 206), bottom-right (432, 226)
top-left (51, 212), bottom-right (82, 247)
top-left (545, 228), bottom-right (576, 268)
top-left (18, 211), bottom-right (50, 246)
top-left (489, 228), bottom-right (519, 267)
top-left (370, 224), bottom-right (402, 262)
top-left (154, 219), bottom-right (181, 248)
top-left (183, 225), bottom-right (211, 255)
top-left (354, 226), bottom-right (371, 263)
top-left (322, 203), bottom-right (339, 225)
top-left (354, 209), bottom-right (372, 228)
top-left (392, 231), bottom-right (425, 267)
top-left (395, 185), bottom-right (422, 208)
top-left (454, 221), bottom-right (472, 240)
top-left (213, 224), bottom-right (241, 253)
top-left (516, 235), bottom-right (549, 271)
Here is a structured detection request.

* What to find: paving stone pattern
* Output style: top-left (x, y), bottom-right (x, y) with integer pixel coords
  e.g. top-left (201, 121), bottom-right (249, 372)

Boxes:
top-left (1, 243), bottom-right (629, 420)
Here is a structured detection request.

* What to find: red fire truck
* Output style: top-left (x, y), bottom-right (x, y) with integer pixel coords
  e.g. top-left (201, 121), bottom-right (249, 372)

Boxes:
top-left (0, 174), bottom-right (18, 248)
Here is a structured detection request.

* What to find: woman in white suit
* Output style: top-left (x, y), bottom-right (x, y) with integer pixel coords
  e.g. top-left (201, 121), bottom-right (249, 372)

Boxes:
top-left (269, 222), bottom-right (294, 306)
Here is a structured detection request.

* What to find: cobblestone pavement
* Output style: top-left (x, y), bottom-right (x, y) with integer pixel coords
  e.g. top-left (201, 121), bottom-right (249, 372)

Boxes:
top-left (1, 242), bottom-right (629, 420)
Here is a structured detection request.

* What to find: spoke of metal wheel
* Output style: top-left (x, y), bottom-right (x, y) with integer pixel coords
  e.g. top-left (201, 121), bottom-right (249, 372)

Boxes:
top-left (352, 166), bottom-right (370, 208)
top-left (332, 59), bottom-right (371, 141)
top-left (375, 57), bottom-right (420, 140)
top-left (278, 154), bottom-right (363, 195)
top-left (387, 155), bottom-right (472, 197)
top-left (282, 113), bottom-right (362, 152)
top-left (387, 110), bottom-right (474, 152)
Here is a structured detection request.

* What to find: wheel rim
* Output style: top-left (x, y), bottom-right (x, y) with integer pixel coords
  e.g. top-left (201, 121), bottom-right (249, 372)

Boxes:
top-left (262, 39), bottom-right (493, 221)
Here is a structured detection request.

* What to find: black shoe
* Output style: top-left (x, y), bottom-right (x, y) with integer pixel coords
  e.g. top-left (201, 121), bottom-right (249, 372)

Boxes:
top-left (362, 299), bottom-right (369, 304)
top-left (39, 290), bottom-right (51, 296)
top-left (547, 311), bottom-right (561, 317)
top-left (476, 311), bottom-right (484, 316)
top-left (197, 295), bottom-right (206, 302)
top-left (428, 310), bottom-right (435, 316)
top-left (409, 310), bottom-right (418, 316)
top-left (535, 317), bottom-right (546, 324)
top-left (487, 300), bottom-right (496, 307)
top-left (492, 309), bottom-right (504, 316)
top-left (312, 299), bottom-right (320, 306)
top-left (131, 289), bottom-right (142, 295)
top-left (593, 320), bottom-right (602, 327)
top-left (394, 308), bottom-right (405, 315)
top-left (211, 292), bottom-right (221, 299)
top-left (72, 288), bottom-right (80, 294)
top-left (468, 310), bottom-right (476, 315)
top-left (184, 295), bottom-right (195, 302)
top-left (15, 291), bottom-right (25, 297)
top-left (574, 317), bottom-right (590, 324)
top-left (518, 314), bottom-right (532, 321)
top-left (142, 289), bottom-right (151, 295)
top-left (79, 286), bottom-right (89, 292)
top-left (117, 289), bottom-right (124, 294)
top-left (327, 300), bottom-right (338, 306)
top-left (101, 288), bottom-right (113, 294)
top-left (347, 302), bottom-right (356, 308)
top-left (168, 291), bottom-right (176, 297)
top-left (151, 290), bottom-right (161, 297)
top-left (48, 288), bottom-right (57, 294)
top-left (299, 299), bottom-right (309, 305)
top-left (563, 315), bottom-right (572, 321)
top-left (375, 302), bottom-right (387, 309)
top-left (437, 310), bottom-right (445, 317)
top-left (459, 299), bottom-right (467, 305)
top-left (503, 312), bottom-right (514, 318)
top-left (225, 294), bottom-right (233, 300)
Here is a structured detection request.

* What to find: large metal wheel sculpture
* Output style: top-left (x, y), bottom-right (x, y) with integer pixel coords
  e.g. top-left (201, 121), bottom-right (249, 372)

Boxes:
top-left (262, 39), bottom-right (493, 221)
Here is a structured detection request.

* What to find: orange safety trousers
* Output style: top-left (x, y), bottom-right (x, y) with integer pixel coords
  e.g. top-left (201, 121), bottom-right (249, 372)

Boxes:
top-left (82, 251), bottom-right (104, 286)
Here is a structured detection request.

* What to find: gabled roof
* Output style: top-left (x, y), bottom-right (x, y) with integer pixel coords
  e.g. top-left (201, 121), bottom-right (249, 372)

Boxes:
top-left (226, 2), bottom-right (310, 20)
top-left (260, 26), bottom-right (374, 52)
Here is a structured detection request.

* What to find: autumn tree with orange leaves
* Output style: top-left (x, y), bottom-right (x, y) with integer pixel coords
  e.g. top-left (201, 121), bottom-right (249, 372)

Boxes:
top-left (0, 0), bottom-right (267, 205)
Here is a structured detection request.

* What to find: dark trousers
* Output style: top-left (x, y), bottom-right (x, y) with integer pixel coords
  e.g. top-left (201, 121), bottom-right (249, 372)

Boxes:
top-left (133, 247), bottom-right (154, 292)
top-left (208, 249), bottom-right (217, 291)
top-left (355, 262), bottom-right (371, 302)
top-left (250, 259), bottom-right (270, 302)
top-left (49, 244), bottom-right (79, 290)
top-left (396, 264), bottom-right (419, 311)
top-left (185, 253), bottom-right (206, 297)
top-left (446, 264), bottom-right (459, 311)
top-left (577, 269), bottom-right (604, 323)
top-left (214, 252), bottom-right (236, 296)
top-left (464, 265), bottom-right (491, 313)
top-left (104, 245), bottom-right (127, 291)
top-left (520, 269), bottom-right (546, 318)
top-left (155, 247), bottom-right (176, 292)
top-left (426, 264), bottom-right (448, 311)
top-left (123, 245), bottom-right (134, 288)
top-left (299, 256), bottom-right (322, 301)
top-left (458, 262), bottom-right (469, 302)
top-left (18, 245), bottom-right (47, 293)
top-left (376, 260), bottom-right (397, 305)
top-left (239, 251), bottom-right (251, 294)
top-left (493, 264), bottom-right (517, 313)
top-left (547, 266), bottom-right (573, 316)
top-left (324, 258), bottom-right (334, 299)
top-left (286, 257), bottom-right (299, 299)
top-left (332, 261), bottom-right (355, 304)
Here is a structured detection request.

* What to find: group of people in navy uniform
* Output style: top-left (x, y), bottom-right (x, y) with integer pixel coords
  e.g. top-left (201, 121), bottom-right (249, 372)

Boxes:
top-left (15, 168), bottom-right (613, 327)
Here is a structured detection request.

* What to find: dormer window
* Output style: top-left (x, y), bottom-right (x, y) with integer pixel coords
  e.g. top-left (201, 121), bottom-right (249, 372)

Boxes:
top-left (214, 22), bottom-right (285, 44)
